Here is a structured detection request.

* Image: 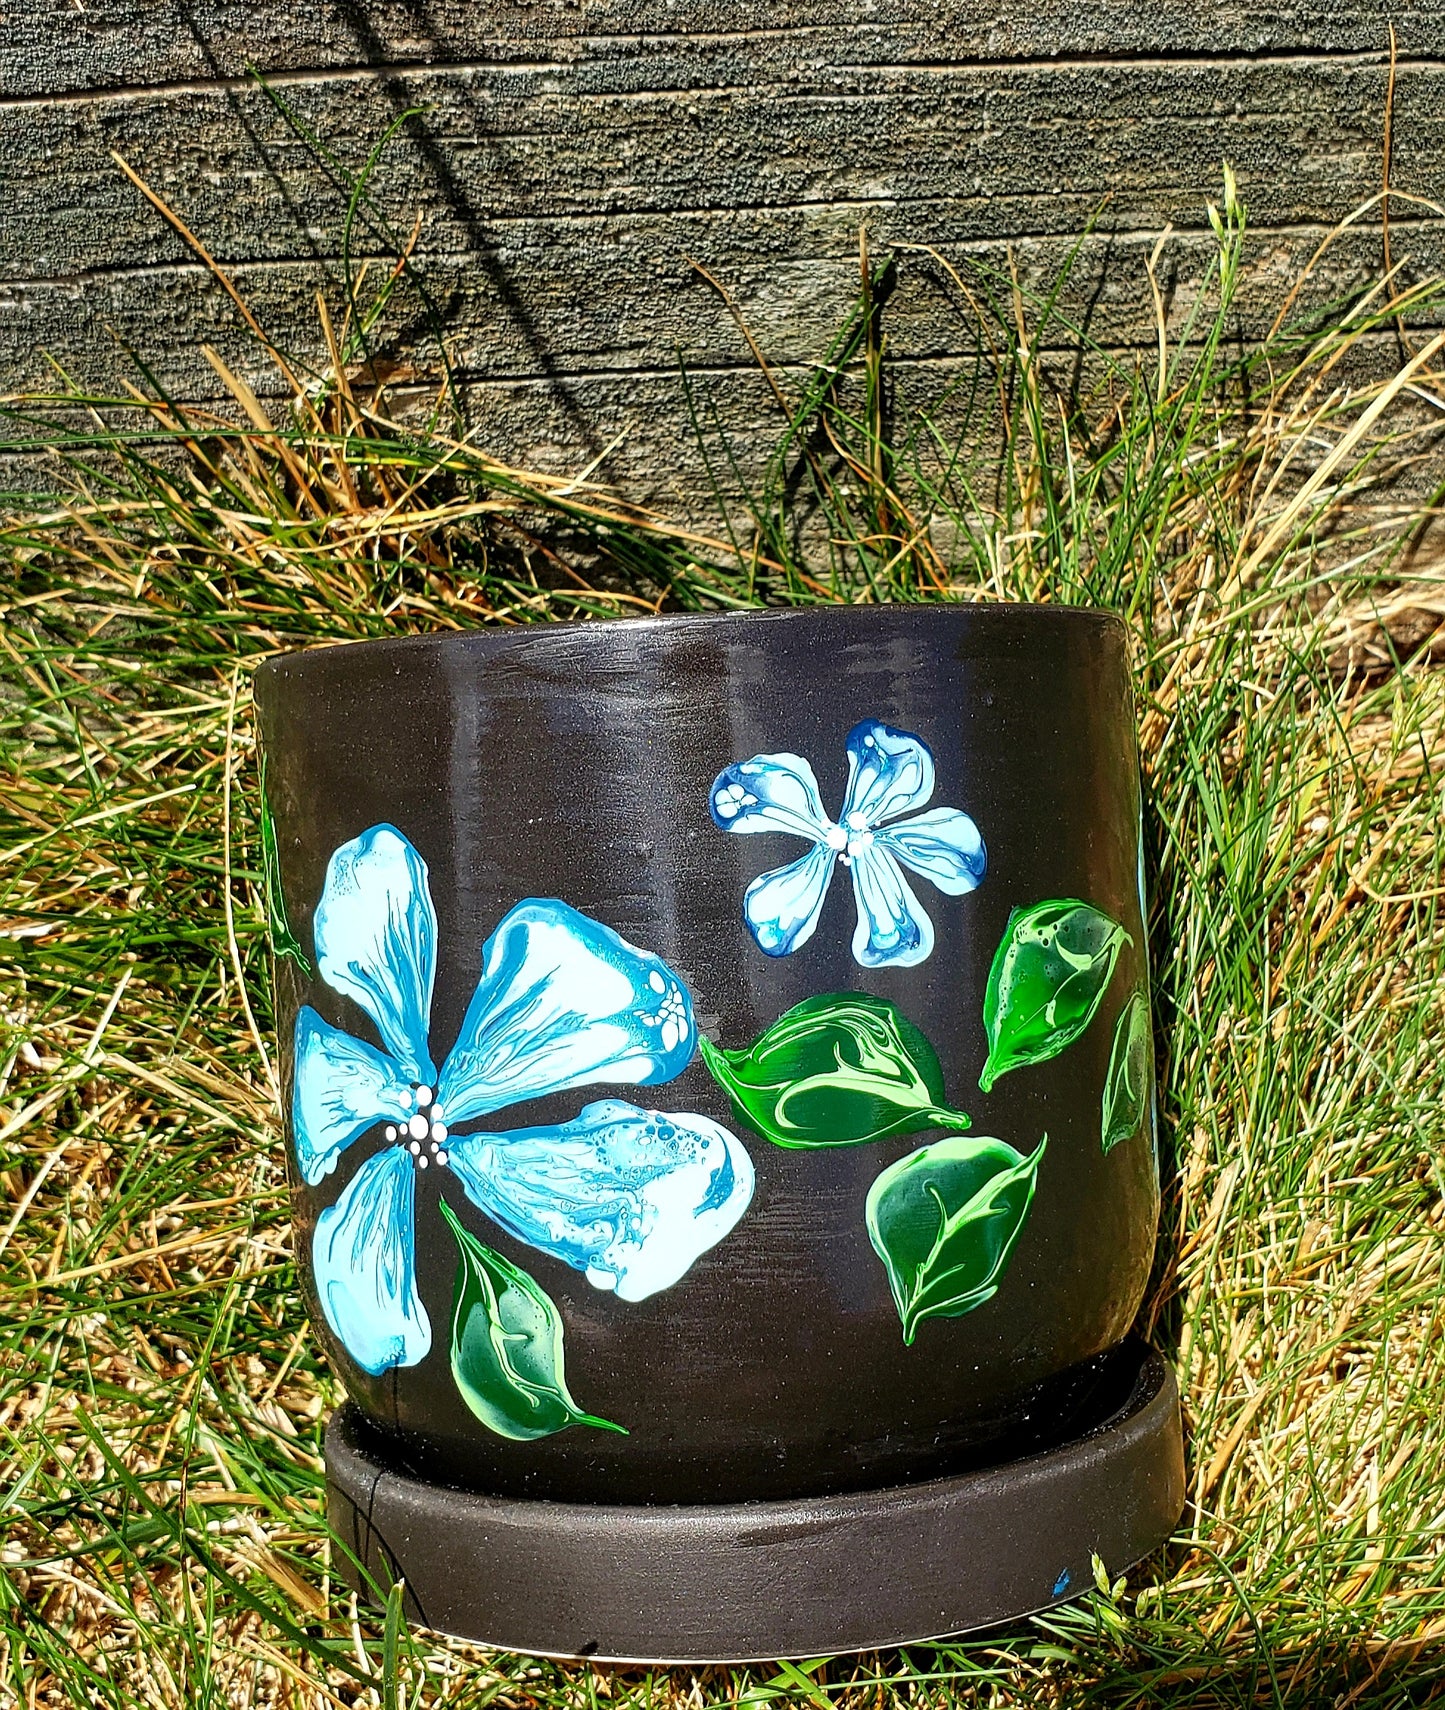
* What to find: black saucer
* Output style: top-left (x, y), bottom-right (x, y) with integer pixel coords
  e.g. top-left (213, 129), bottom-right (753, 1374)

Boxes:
top-left (326, 1337), bottom-right (1183, 1664)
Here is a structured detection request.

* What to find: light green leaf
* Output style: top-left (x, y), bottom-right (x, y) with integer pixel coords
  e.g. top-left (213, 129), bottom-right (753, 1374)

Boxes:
top-left (980, 898), bottom-right (1130, 1091)
top-left (699, 992), bottom-right (970, 1149)
top-left (865, 1133), bottom-right (1046, 1344)
top-left (1101, 989), bottom-right (1151, 1155)
top-left (258, 758), bottom-right (310, 975)
top-left (440, 1199), bottom-right (625, 1441)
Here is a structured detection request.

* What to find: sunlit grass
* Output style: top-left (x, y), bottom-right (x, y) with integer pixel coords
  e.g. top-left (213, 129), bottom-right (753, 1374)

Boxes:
top-left (2, 161), bottom-right (1444, 1706)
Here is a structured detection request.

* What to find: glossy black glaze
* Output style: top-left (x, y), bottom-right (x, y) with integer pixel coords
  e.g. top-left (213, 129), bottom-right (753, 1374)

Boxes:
top-left (256, 604), bottom-right (1160, 1507)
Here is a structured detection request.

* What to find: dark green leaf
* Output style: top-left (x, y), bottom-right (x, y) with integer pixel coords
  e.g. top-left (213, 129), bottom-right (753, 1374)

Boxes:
top-left (258, 757), bottom-right (310, 974)
top-left (440, 1199), bottom-right (625, 1441)
top-left (866, 1134), bottom-right (1046, 1344)
top-left (980, 898), bottom-right (1130, 1091)
top-left (1102, 989), bottom-right (1152, 1155)
top-left (699, 992), bottom-right (970, 1149)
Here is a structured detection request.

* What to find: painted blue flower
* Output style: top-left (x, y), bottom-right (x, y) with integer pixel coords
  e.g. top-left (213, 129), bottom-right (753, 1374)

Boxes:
top-left (709, 718), bottom-right (986, 969)
top-left (292, 824), bottom-right (755, 1375)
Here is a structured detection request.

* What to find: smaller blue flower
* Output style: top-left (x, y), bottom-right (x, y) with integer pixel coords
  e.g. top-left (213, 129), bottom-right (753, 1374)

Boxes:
top-left (710, 718), bottom-right (986, 969)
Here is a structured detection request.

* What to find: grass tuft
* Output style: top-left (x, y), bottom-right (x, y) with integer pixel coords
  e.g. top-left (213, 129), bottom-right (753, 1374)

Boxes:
top-left (2, 159), bottom-right (1445, 1706)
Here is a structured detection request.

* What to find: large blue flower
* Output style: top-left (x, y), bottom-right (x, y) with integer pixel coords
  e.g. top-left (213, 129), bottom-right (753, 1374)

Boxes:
top-left (710, 719), bottom-right (986, 969)
top-left (292, 825), bottom-right (755, 1375)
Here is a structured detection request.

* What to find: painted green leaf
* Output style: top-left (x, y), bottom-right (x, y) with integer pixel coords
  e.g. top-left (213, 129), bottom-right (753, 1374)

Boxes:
top-left (979, 898), bottom-right (1130, 1092)
top-left (440, 1199), bottom-right (626, 1441)
top-left (698, 992), bottom-right (970, 1149)
top-left (866, 1134), bottom-right (1046, 1344)
top-left (1101, 989), bottom-right (1151, 1155)
top-left (258, 759), bottom-right (310, 975)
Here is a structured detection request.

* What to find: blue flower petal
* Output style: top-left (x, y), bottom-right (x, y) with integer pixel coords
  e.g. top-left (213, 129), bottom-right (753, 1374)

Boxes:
top-left (848, 843), bottom-right (935, 968)
top-left (840, 720), bottom-right (936, 828)
top-left (877, 807), bottom-right (987, 895)
top-left (437, 901), bottom-right (697, 1125)
top-left (313, 1145), bottom-right (430, 1375)
top-left (314, 824), bottom-right (438, 1085)
top-left (292, 1006), bottom-right (411, 1186)
top-left (448, 1099), bottom-right (755, 1301)
top-left (742, 843), bottom-right (837, 957)
top-left (710, 752), bottom-right (832, 842)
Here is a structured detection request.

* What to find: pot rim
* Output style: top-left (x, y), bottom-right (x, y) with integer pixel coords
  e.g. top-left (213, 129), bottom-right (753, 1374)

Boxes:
top-left (253, 599), bottom-right (1126, 683)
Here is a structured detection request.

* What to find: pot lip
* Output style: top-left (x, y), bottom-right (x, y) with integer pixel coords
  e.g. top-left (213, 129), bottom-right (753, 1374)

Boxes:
top-left (254, 598), bottom-right (1126, 683)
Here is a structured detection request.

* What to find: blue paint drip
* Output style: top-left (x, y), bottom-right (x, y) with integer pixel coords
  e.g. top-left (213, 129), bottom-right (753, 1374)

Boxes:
top-left (1052, 1568), bottom-right (1072, 1598)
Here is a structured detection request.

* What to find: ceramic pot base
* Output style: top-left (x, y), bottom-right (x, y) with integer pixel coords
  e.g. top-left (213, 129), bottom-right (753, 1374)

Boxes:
top-left (326, 1339), bottom-right (1183, 1664)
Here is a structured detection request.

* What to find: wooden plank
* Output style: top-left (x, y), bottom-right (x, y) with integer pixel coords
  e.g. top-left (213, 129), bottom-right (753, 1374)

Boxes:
top-left (1, 3), bottom-right (1435, 100)
top-left (5, 222), bottom-right (1442, 404)
top-left (3, 59), bottom-right (1436, 282)
top-left (3, 322), bottom-right (1435, 516)
top-left (2, 3), bottom-right (1437, 100)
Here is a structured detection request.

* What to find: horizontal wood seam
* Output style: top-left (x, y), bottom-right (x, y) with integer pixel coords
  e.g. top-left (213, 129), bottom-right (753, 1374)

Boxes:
top-left (2, 321), bottom-right (1434, 411)
top-left (0, 43), bottom-right (1435, 114)
top-left (3, 215), bottom-right (1442, 294)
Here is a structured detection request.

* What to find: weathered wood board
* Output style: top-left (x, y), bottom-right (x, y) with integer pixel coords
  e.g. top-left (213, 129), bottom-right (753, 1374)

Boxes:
top-left (1, 4), bottom-right (1440, 508)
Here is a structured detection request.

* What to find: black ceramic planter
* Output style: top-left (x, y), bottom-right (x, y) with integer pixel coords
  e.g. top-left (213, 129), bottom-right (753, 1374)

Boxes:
top-left (255, 604), bottom-right (1183, 1662)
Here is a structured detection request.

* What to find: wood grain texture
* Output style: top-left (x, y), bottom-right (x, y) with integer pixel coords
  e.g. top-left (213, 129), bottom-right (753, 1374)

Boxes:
top-left (6, 3), bottom-right (1445, 98)
top-left (1, 4), bottom-right (1437, 513)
